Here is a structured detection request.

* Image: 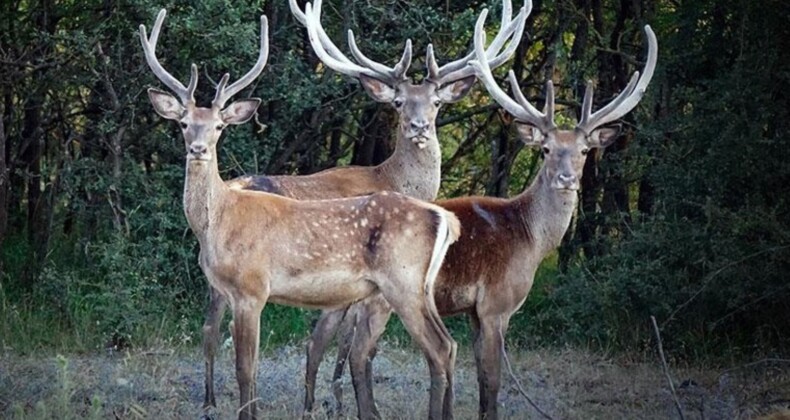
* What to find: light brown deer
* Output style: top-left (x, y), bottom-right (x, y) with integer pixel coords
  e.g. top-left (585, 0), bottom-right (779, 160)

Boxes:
top-left (305, 10), bottom-right (658, 419)
top-left (140, 10), bottom-right (463, 420)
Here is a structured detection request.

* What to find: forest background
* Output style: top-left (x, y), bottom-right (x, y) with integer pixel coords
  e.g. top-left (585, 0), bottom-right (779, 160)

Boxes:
top-left (1, 0), bottom-right (788, 363)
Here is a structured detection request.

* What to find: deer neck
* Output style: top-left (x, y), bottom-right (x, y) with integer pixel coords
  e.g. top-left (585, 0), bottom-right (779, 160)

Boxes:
top-left (183, 156), bottom-right (227, 242)
top-left (376, 128), bottom-right (442, 201)
top-left (514, 167), bottom-right (578, 256)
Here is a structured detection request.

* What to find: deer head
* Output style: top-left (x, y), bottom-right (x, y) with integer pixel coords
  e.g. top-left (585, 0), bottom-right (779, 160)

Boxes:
top-left (291, 0), bottom-right (528, 147)
top-left (140, 9), bottom-right (269, 163)
top-left (470, 10), bottom-right (657, 191)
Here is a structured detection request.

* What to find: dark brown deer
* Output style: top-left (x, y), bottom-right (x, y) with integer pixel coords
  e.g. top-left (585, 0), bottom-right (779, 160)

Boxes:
top-left (140, 9), bottom-right (463, 420)
top-left (304, 9), bottom-right (658, 419)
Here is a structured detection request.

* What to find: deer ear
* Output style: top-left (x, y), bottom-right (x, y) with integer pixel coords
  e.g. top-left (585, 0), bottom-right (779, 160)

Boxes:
top-left (437, 75), bottom-right (475, 103)
top-left (148, 88), bottom-right (184, 120)
top-left (359, 74), bottom-right (396, 103)
top-left (515, 123), bottom-right (545, 147)
top-left (588, 124), bottom-right (622, 148)
top-left (221, 99), bottom-right (261, 125)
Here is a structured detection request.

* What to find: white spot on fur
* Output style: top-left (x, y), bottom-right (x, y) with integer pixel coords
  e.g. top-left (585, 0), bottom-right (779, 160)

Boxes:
top-left (360, 218), bottom-right (368, 227)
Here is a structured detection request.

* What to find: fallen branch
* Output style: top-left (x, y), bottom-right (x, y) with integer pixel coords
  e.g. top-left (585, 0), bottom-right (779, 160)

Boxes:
top-left (499, 320), bottom-right (554, 420)
top-left (650, 315), bottom-right (685, 420)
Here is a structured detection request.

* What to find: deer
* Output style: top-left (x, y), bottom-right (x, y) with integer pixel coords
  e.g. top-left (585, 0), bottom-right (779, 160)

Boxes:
top-left (140, 10), bottom-right (464, 420)
top-left (136, 0), bottom-right (522, 415)
top-left (304, 8), bottom-right (658, 419)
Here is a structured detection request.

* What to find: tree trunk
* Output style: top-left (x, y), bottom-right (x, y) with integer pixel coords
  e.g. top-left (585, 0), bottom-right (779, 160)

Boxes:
top-left (352, 106), bottom-right (393, 166)
top-left (0, 104), bottom-right (7, 252)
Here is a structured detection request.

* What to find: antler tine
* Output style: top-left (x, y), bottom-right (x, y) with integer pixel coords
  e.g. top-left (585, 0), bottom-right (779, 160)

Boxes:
top-left (302, 1), bottom-right (403, 84)
top-left (213, 15), bottom-right (269, 108)
top-left (435, 0), bottom-right (514, 76)
top-left (426, 44), bottom-right (441, 81)
top-left (139, 9), bottom-right (196, 104)
top-left (348, 31), bottom-right (412, 82)
top-left (576, 25), bottom-right (658, 133)
top-left (469, 9), bottom-right (551, 131)
top-left (390, 39), bottom-right (413, 81)
top-left (543, 79), bottom-right (555, 119)
top-left (507, 71), bottom-right (555, 131)
top-left (431, 0), bottom-right (530, 85)
top-left (304, 3), bottom-right (378, 80)
top-left (212, 73), bottom-right (231, 105)
top-left (290, 0), bottom-right (355, 67)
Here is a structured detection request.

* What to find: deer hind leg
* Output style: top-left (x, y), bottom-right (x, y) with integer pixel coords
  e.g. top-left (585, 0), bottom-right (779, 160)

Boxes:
top-left (330, 307), bottom-right (359, 414)
top-left (347, 297), bottom-right (392, 420)
top-left (379, 282), bottom-right (454, 420)
top-left (303, 307), bottom-right (347, 415)
top-left (203, 284), bottom-right (228, 409)
top-left (232, 297), bottom-right (266, 420)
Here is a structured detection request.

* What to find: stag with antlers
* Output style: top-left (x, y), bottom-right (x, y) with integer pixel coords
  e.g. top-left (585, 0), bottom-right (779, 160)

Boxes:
top-left (305, 8), bottom-right (657, 419)
top-left (140, 9), bottom-right (465, 419)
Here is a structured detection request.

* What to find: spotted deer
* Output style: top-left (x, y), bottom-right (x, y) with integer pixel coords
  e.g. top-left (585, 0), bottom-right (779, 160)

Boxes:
top-left (291, 0), bottom-right (527, 416)
top-left (306, 9), bottom-right (658, 419)
top-left (140, 9), bottom-right (464, 419)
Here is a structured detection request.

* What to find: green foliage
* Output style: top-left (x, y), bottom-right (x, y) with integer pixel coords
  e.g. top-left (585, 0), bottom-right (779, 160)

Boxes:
top-left (1, 0), bottom-right (788, 363)
top-left (519, 0), bottom-right (790, 358)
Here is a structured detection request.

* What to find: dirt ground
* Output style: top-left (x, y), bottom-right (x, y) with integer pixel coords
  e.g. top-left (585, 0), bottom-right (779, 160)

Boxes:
top-left (1, 342), bottom-right (788, 419)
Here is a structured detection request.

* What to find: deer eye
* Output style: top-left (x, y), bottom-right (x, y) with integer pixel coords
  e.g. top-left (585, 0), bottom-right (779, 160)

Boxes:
top-left (581, 148), bottom-right (590, 155)
top-left (216, 124), bottom-right (226, 131)
top-left (433, 99), bottom-right (441, 107)
top-left (542, 146), bottom-right (550, 155)
top-left (179, 122), bottom-right (188, 130)
top-left (393, 98), bottom-right (404, 108)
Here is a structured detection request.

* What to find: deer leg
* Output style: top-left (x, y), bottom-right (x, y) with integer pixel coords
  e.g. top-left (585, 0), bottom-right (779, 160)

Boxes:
top-left (348, 301), bottom-right (391, 420)
top-left (331, 305), bottom-right (368, 414)
top-left (382, 289), bottom-right (454, 420)
top-left (232, 298), bottom-right (265, 420)
top-left (473, 316), bottom-right (504, 420)
top-left (303, 307), bottom-right (347, 415)
top-left (203, 284), bottom-right (228, 409)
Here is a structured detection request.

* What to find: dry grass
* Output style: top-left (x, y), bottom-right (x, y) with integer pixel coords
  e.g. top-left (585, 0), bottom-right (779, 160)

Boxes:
top-left (0, 343), bottom-right (788, 419)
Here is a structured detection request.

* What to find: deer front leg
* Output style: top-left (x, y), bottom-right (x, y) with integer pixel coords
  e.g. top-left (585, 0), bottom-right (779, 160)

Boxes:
top-left (203, 285), bottom-right (228, 410)
top-left (348, 300), bottom-right (392, 420)
top-left (232, 298), bottom-right (265, 420)
top-left (473, 316), bottom-right (504, 420)
top-left (303, 307), bottom-right (347, 415)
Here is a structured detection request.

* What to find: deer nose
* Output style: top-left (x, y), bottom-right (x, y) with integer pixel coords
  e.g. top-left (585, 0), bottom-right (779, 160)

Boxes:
top-left (410, 119), bottom-right (429, 131)
top-left (558, 173), bottom-right (577, 185)
top-left (190, 143), bottom-right (207, 156)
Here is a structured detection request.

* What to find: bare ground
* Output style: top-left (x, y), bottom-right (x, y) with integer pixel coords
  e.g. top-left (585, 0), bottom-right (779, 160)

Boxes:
top-left (1, 342), bottom-right (788, 419)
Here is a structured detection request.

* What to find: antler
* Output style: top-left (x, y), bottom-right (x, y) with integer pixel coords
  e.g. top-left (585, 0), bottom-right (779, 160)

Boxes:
top-left (469, 9), bottom-right (556, 133)
top-left (139, 9), bottom-right (198, 104)
top-left (426, 0), bottom-right (531, 85)
top-left (298, 0), bottom-right (412, 84)
top-left (575, 25), bottom-right (658, 134)
top-left (212, 15), bottom-right (270, 109)
top-left (140, 9), bottom-right (269, 108)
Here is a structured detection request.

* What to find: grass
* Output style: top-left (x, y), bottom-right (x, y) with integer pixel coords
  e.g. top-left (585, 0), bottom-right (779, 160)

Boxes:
top-left (2, 342), bottom-right (789, 419)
